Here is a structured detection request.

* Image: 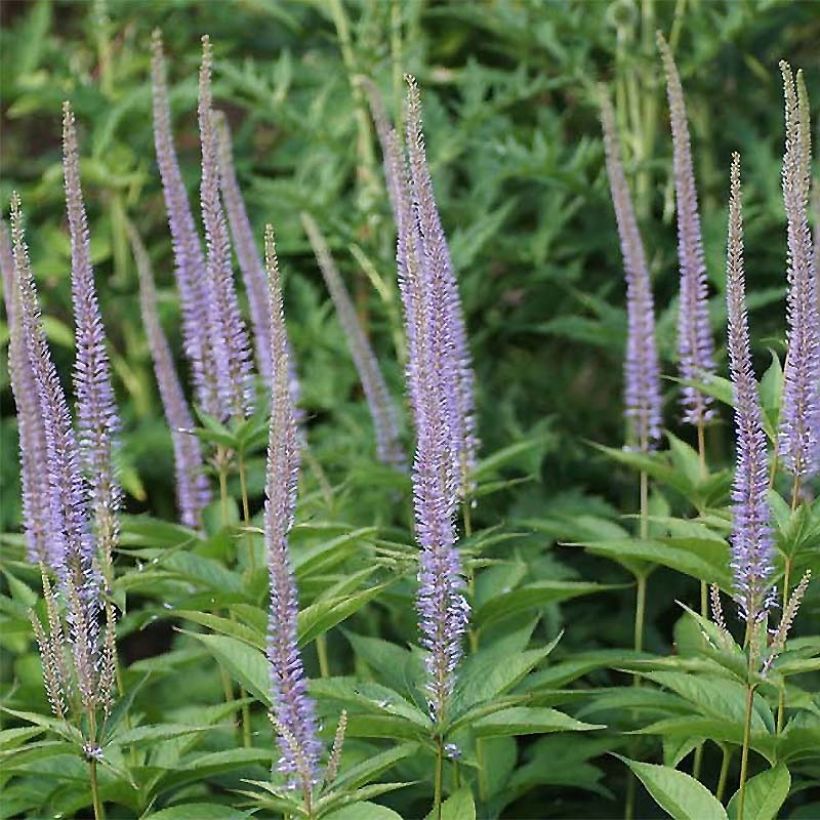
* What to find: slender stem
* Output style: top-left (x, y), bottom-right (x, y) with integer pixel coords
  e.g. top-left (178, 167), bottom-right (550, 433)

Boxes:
top-left (433, 737), bottom-right (444, 820)
top-left (692, 742), bottom-right (704, 782)
top-left (696, 419), bottom-right (707, 479)
top-left (317, 634), bottom-right (330, 678)
top-left (639, 470), bottom-right (649, 540)
top-left (625, 774), bottom-right (636, 820)
top-left (88, 710), bottom-right (105, 820)
top-left (737, 684), bottom-right (756, 820)
top-left (634, 574), bottom-right (647, 654)
top-left (716, 744), bottom-right (732, 802)
top-left (237, 454), bottom-right (256, 573)
top-left (217, 447), bottom-right (230, 526)
top-left (89, 759), bottom-right (104, 820)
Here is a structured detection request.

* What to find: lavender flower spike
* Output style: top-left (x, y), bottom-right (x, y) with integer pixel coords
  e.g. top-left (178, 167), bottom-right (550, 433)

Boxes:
top-left (198, 36), bottom-right (254, 421)
top-left (11, 194), bottom-right (103, 690)
top-left (151, 31), bottom-right (219, 417)
top-left (129, 222), bottom-right (211, 528)
top-left (397, 136), bottom-right (469, 721)
top-left (600, 91), bottom-right (663, 451)
top-left (63, 102), bottom-right (121, 578)
top-left (778, 63), bottom-right (819, 481)
top-left (215, 113), bottom-right (273, 383)
top-left (405, 76), bottom-right (477, 494)
top-left (10, 194), bottom-right (92, 579)
top-left (1, 218), bottom-right (50, 564)
top-left (726, 154), bottom-right (775, 624)
top-left (657, 33), bottom-right (716, 426)
top-left (302, 213), bottom-right (405, 469)
top-left (263, 225), bottom-right (321, 788)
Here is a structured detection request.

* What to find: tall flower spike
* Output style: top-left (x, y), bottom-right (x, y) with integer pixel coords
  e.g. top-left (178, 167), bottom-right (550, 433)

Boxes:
top-left (12, 194), bottom-right (101, 680)
top-left (405, 75), bottom-right (477, 494)
top-left (11, 194), bottom-right (92, 579)
top-left (725, 154), bottom-right (775, 624)
top-left (215, 113), bottom-right (273, 382)
top-left (63, 102), bottom-right (121, 580)
top-left (600, 90), bottom-right (663, 451)
top-left (1, 218), bottom-right (50, 564)
top-left (129, 222), bottom-right (211, 528)
top-left (657, 33), bottom-right (716, 426)
top-left (778, 63), bottom-right (819, 481)
top-left (302, 213), bottom-right (405, 469)
top-left (396, 101), bottom-right (469, 720)
top-left (150, 31), bottom-right (219, 417)
top-left (263, 225), bottom-right (321, 786)
top-left (198, 36), bottom-right (254, 421)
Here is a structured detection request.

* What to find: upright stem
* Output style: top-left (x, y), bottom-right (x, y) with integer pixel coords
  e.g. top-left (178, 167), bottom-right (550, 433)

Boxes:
top-left (737, 684), bottom-right (756, 820)
top-left (777, 479), bottom-right (801, 733)
top-left (237, 454), bottom-right (256, 573)
top-left (696, 419), bottom-right (707, 479)
top-left (634, 574), bottom-right (647, 653)
top-left (317, 635), bottom-right (330, 678)
top-left (694, 420), bottom-right (708, 780)
top-left (88, 710), bottom-right (105, 820)
top-left (89, 760), bottom-right (104, 820)
top-left (639, 470), bottom-right (649, 540)
top-left (433, 736), bottom-right (444, 820)
top-left (716, 744), bottom-right (732, 802)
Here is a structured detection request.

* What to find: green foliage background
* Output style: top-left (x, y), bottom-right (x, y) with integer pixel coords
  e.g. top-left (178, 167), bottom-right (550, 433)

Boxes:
top-left (1, 1), bottom-right (819, 818)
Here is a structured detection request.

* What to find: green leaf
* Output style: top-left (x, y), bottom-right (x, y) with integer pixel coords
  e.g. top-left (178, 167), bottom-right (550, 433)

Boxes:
top-left (474, 581), bottom-right (613, 628)
top-left (473, 707), bottom-right (602, 737)
top-left (298, 582), bottom-right (392, 646)
top-left (726, 764), bottom-right (790, 820)
top-left (190, 633), bottom-right (271, 705)
top-left (617, 756), bottom-right (728, 820)
top-left (144, 804), bottom-right (251, 819)
top-left (437, 788), bottom-right (476, 820)
top-left (109, 723), bottom-right (211, 746)
top-left (173, 610), bottom-right (265, 650)
top-left (323, 803), bottom-right (403, 820)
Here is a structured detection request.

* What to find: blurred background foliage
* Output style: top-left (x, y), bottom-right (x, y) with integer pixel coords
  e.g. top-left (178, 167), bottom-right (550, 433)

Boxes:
top-left (1, 0), bottom-right (818, 648)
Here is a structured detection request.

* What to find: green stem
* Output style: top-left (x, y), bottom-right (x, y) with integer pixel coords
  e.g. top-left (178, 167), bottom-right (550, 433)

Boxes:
top-left (716, 744), bottom-right (732, 802)
top-left (88, 710), bottom-right (105, 820)
top-left (89, 759), bottom-right (104, 820)
top-left (433, 737), bottom-right (444, 820)
top-left (237, 454), bottom-right (256, 573)
top-left (317, 634), bottom-right (331, 678)
top-left (737, 684), bottom-right (756, 820)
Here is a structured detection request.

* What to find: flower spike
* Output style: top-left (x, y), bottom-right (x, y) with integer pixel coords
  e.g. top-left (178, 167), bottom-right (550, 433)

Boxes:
top-left (600, 90), bottom-right (663, 451)
top-left (725, 154), bottom-right (775, 624)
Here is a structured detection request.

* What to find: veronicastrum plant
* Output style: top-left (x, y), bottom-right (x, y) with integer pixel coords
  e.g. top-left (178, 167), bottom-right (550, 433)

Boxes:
top-left (0, 6), bottom-right (818, 820)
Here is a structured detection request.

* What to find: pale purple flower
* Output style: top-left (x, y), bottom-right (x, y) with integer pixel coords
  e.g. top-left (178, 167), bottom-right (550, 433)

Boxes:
top-left (302, 212), bottom-right (405, 469)
top-left (130, 222), bottom-right (211, 528)
top-left (216, 113), bottom-right (273, 383)
top-left (658, 34), bottom-right (716, 426)
top-left (11, 193), bottom-right (102, 671)
top-left (1, 218), bottom-right (50, 564)
top-left (778, 63), bottom-right (819, 481)
top-left (391, 79), bottom-right (470, 722)
top-left (725, 154), bottom-right (775, 624)
top-left (263, 225), bottom-right (321, 786)
top-left (600, 91), bottom-right (663, 451)
top-left (150, 31), bottom-right (219, 417)
top-left (198, 36), bottom-right (254, 421)
top-left (404, 76), bottom-right (477, 495)
top-left (63, 103), bottom-right (121, 576)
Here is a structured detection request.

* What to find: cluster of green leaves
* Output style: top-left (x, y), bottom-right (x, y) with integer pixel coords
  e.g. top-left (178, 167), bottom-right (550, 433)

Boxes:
top-left (1, 1), bottom-right (819, 818)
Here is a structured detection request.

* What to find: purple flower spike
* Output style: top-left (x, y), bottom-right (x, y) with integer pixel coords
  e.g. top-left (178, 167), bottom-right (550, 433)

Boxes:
top-left (658, 34), bottom-right (716, 426)
top-left (130, 223), bottom-right (211, 529)
top-left (11, 194), bottom-right (101, 665)
top-left (262, 225), bottom-right (321, 788)
top-left (302, 213), bottom-right (405, 470)
top-left (198, 36), bottom-right (254, 421)
top-left (404, 76), bottom-right (477, 495)
top-left (600, 91), bottom-right (663, 451)
top-left (151, 32), bottom-right (220, 417)
top-left (63, 103), bottom-right (121, 577)
top-left (216, 113), bottom-right (273, 383)
top-left (725, 154), bottom-right (775, 624)
top-left (1, 219), bottom-right (50, 564)
top-left (778, 63), bottom-right (819, 481)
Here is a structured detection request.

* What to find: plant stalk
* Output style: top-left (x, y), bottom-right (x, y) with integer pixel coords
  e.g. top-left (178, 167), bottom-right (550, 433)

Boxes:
top-left (716, 744), bottom-right (731, 802)
top-left (433, 736), bottom-right (444, 820)
top-left (737, 684), bottom-right (756, 820)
